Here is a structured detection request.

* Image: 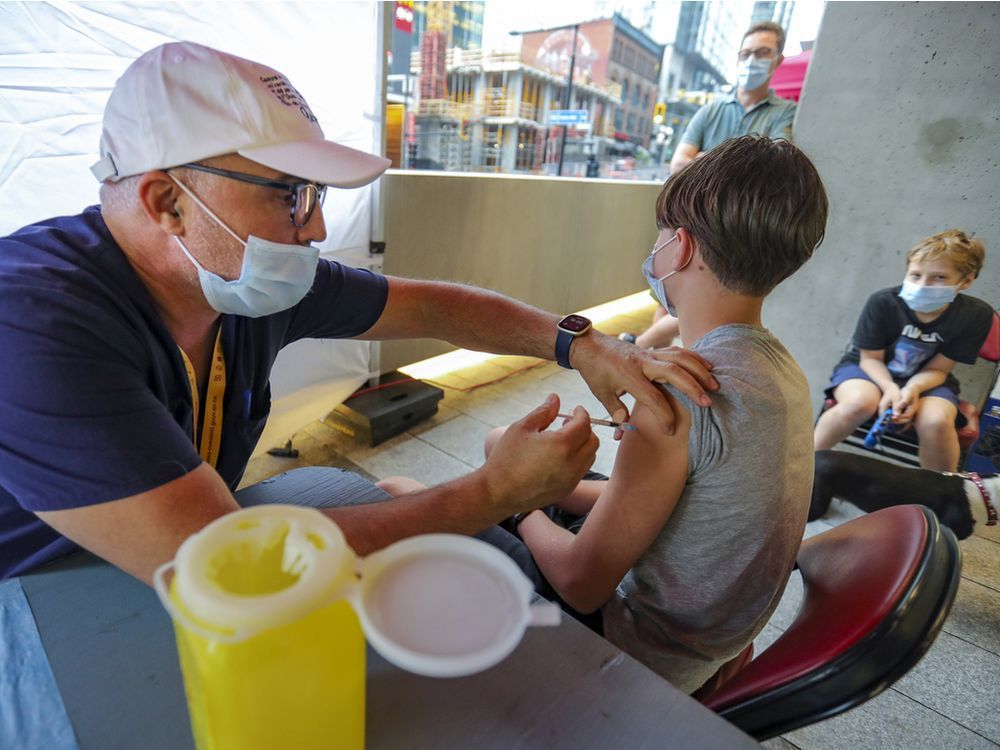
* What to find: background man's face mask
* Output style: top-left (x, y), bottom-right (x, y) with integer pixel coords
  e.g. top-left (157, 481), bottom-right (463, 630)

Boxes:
top-left (736, 58), bottom-right (773, 90)
top-left (169, 174), bottom-right (320, 318)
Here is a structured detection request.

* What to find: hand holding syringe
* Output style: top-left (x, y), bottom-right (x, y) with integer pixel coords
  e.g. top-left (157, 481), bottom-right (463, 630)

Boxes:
top-left (557, 413), bottom-right (637, 432)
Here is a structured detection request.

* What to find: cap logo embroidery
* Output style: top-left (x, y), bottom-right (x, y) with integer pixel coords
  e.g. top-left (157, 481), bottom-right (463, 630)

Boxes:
top-left (259, 74), bottom-right (318, 123)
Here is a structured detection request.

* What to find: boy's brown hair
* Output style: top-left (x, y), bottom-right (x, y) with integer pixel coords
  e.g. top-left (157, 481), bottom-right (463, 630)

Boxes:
top-left (655, 135), bottom-right (828, 296)
top-left (906, 229), bottom-right (985, 279)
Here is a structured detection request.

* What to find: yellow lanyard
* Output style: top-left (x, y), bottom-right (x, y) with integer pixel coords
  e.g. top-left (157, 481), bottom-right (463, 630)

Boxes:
top-left (178, 328), bottom-right (226, 468)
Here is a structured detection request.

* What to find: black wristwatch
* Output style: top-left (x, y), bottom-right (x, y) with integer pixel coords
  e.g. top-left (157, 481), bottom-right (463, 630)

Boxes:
top-left (555, 314), bottom-right (592, 369)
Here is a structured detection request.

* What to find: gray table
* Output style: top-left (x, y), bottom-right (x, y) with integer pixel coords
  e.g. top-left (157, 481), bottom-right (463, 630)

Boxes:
top-left (18, 550), bottom-right (759, 749)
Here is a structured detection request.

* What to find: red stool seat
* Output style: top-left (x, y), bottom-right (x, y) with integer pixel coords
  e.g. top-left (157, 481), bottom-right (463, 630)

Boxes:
top-left (700, 506), bottom-right (961, 740)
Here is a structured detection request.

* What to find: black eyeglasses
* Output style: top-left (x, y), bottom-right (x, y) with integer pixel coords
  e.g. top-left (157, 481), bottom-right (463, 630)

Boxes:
top-left (737, 46), bottom-right (778, 62)
top-left (179, 163), bottom-right (327, 227)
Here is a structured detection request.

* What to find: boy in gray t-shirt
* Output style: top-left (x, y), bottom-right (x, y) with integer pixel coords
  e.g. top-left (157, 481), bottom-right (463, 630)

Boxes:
top-left (499, 135), bottom-right (829, 694)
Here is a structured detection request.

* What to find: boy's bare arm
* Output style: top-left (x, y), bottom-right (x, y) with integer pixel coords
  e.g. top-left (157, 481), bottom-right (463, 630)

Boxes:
top-left (519, 393), bottom-right (691, 614)
top-left (906, 353), bottom-right (957, 392)
top-left (896, 353), bottom-right (957, 421)
top-left (858, 349), bottom-right (903, 412)
top-left (857, 349), bottom-right (895, 391)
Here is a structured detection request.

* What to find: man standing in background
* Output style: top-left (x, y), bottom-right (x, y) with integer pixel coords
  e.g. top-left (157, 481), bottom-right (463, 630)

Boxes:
top-left (669, 21), bottom-right (796, 174)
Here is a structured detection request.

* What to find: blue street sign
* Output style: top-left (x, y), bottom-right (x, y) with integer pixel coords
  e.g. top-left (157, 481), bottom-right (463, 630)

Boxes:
top-left (548, 109), bottom-right (589, 125)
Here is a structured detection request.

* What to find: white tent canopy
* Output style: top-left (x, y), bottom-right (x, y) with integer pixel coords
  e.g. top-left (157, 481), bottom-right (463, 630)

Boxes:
top-left (0, 1), bottom-right (384, 456)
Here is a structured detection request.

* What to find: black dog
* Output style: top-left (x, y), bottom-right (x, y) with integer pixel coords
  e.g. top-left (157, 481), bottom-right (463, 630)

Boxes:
top-left (810, 450), bottom-right (999, 540)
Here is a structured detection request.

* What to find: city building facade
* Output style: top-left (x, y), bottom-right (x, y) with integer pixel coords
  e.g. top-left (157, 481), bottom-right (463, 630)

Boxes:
top-left (408, 46), bottom-right (622, 176)
top-left (401, 9), bottom-right (670, 177)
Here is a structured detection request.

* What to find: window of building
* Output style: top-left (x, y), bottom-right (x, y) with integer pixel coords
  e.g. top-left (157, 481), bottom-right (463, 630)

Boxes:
top-left (520, 77), bottom-right (540, 121)
top-left (632, 84), bottom-right (640, 106)
top-left (620, 78), bottom-right (629, 103)
top-left (614, 108), bottom-right (623, 130)
top-left (626, 113), bottom-right (635, 133)
top-left (482, 124), bottom-right (503, 170)
top-left (639, 55), bottom-right (650, 79)
top-left (515, 128), bottom-right (536, 171)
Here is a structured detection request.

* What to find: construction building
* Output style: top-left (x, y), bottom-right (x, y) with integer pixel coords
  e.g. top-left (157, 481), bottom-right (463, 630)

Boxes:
top-left (516, 14), bottom-right (664, 151)
top-left (408, 47), bottom-right (622, 176)
top-left (400, 8), bottom-right (671, 176)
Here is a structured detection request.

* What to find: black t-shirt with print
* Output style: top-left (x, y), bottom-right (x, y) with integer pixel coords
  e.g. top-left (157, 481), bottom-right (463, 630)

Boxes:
top-left (837, 286), bottom-right (994, 394)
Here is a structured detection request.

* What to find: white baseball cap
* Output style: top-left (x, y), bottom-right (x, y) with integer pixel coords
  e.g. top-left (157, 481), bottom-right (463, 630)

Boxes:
top-left (91, 41), bottom-right (390, 188)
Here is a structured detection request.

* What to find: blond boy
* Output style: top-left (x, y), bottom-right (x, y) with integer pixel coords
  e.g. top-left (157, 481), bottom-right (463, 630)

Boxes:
top-left (815, 230), bottom-right (992, 471)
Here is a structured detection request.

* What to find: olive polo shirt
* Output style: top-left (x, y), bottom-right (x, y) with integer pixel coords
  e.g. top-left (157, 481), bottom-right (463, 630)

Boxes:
top-left (680, 90), bottom-right (796, 152)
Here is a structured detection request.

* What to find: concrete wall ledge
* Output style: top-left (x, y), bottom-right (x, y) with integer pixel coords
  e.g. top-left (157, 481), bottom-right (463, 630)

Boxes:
top-left (379, 170), bottom-right (662, 371)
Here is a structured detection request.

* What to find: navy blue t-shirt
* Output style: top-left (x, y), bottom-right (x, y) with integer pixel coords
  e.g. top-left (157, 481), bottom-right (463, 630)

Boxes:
top-left (0, 206), bottom-right (388, 579)
top-left (836, 286), bottom-right (994, 393)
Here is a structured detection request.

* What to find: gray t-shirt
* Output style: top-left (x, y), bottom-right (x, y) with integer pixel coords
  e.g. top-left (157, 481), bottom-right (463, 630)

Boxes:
top-left (601, 324), bottom-right (814, 694)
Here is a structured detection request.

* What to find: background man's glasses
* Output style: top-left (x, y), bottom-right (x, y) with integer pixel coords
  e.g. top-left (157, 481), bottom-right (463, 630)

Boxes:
top-left (179, 163), bottom-right (327, 227)
top-left (737, 46), bottom-right (778, 62)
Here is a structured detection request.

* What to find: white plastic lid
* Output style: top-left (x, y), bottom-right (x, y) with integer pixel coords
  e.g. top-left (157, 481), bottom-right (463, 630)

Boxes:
top-left (355, 534), bottom-right (559, 678)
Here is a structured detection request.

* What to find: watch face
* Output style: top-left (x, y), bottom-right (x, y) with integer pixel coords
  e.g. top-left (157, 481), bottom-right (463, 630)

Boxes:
top-left (559, 314), bottom-right (591, 333)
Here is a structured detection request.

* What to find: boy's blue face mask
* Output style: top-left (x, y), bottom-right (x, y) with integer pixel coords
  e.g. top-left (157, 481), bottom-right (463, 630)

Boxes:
top-left (898, 280), bottom-right (960, 313)
top-left (641, 232), bottom-right (688, 316)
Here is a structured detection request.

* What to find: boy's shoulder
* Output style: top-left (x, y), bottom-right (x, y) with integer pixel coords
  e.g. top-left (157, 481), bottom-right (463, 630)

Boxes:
top-left (952, 293), bottom-right (995, 334)
top-left (691, 323), bottom-right (785, 352)
top-left (956, 293), bottom-right (994, 316)
top-left (867, 286), bottom-right (903, 303)
top-left (859, 287), bottom-right (909, 322)
top-left (690, 325), bottom-right (805, 392)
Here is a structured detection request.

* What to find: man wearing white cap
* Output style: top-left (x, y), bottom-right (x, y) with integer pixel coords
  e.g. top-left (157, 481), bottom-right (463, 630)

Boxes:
top-left (0, 42), bottom-right (716, 584)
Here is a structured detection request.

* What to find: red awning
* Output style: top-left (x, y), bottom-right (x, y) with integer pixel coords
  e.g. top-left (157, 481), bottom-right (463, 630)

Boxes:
top-left (771, 48), bottom-right (811, 102)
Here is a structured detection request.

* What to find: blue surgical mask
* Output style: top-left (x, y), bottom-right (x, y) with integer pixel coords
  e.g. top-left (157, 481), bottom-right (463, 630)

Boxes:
top-left (898, 280), bottom-right (959, 314)
top-left (641, 232), bottom-right (687, 316)
top-left (737, 58), bottom-right (772, 90)
top-left (170, 175), bottom-right (321, 318)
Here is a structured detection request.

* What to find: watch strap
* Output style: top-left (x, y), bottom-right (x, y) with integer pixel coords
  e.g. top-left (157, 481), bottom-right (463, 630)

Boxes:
top-left (555, 328), bottom-right (576, 369)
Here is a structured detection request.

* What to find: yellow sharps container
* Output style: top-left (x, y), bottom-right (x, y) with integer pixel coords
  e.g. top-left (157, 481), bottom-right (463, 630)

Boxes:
top-left (154, 505), bottom-right (365, 750)
top-left (155, 504), bottom-right (564, 749)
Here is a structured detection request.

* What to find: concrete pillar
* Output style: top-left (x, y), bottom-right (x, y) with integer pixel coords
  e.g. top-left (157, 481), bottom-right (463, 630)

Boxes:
top-left (765, 2), bottom-right (1000, 409)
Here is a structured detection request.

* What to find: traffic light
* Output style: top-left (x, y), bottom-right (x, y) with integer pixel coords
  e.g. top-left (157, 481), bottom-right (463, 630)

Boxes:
top-left (653, 102), bottom-right (667, 124)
